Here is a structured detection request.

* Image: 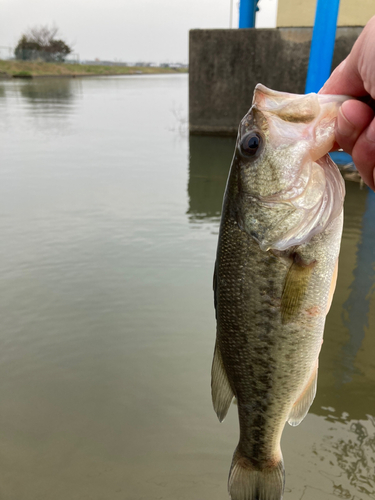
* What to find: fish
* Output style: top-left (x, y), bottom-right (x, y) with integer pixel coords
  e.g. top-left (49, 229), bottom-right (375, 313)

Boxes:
top-left (211, 84), bottom-right (348, 500)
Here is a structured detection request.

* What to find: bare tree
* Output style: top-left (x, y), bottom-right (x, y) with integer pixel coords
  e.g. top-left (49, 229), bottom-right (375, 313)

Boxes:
top-left (15, 25), bottom-right (72, 62)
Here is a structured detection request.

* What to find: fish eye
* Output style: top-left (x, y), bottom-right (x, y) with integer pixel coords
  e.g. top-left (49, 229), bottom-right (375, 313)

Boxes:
top-left (239, 132), bottom-right (262, 158)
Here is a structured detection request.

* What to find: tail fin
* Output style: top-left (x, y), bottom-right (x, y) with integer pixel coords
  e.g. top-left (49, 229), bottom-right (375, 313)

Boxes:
top-left (228, 448), bottom-right (285, 500)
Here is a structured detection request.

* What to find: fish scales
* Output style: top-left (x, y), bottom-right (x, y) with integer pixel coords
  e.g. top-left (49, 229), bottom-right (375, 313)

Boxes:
top-left (211, 84), bottom-right (347, 500)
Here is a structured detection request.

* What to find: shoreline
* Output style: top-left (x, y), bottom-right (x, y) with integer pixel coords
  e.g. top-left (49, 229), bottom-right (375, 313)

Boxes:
top-left (0, 60), bottom-right (188, 79)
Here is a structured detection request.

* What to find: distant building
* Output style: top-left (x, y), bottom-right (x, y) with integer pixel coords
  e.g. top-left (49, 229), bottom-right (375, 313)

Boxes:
top-left (277, 0), bottom-right (373, 27)
top-left (82, 60), bottom-right (129, 67)
top-left (160, 62), bottom-right (188, 69)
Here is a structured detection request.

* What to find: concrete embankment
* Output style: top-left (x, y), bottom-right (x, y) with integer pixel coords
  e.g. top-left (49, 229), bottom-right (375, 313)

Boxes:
top-left (189, 27), bottom-right (362, 136)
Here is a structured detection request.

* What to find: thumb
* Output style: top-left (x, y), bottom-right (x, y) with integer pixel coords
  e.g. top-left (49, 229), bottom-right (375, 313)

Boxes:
top-left (320, 58), bottom-right (365, 97)
top-left (336, 100), bottom-right (375, 190)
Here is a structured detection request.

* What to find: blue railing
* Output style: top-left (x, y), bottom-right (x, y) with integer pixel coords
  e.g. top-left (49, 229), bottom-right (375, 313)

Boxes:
top-left (305, 0), bottom-right (341, 93)
top-left (239, 0), bottom-right (259, 29)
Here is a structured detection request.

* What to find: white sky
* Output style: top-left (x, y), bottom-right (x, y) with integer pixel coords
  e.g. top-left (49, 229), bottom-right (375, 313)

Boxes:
top-left (1, 0), bottom-right (278, 63)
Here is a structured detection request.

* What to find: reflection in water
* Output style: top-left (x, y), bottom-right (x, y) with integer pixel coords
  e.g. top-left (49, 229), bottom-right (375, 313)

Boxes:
top-left (0, 75), bottom-right (374, 499)
top-left (341, 189), bottom-right (375, 383)
top-left (317, 413), bottom-right (375, 499)
top-left (187, 135), bottom-right (235, 222)
top-left (285, 412), bottom-right (375, 500)
top-left (19, 78), bottom-right (77, 109)
top-left (314, 181), bottom-right (375, 417)
top-left (11, 78), bottom-right (80, 136)
top-left (188, 135), bottom-right (375, 498)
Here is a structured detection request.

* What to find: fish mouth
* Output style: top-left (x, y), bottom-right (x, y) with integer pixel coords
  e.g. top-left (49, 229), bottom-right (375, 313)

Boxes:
top-left (248, 84), bottom-right (349, 204)
top-left (253, 84), bottom-right (349, 162)
top-left (242, 84), bottom-right (347, 251)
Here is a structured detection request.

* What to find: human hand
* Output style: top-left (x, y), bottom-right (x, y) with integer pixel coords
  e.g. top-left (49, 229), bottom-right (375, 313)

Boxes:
top-left (320, 16), bottom-right (375, 190)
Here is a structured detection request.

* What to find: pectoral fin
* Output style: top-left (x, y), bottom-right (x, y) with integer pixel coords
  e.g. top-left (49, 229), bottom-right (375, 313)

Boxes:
top-left (211, 342), bottom-right (234, 422)
top-left (288, 361), bottom-right (318, 426)
top-left (281, 255), bottom-right (316, 324)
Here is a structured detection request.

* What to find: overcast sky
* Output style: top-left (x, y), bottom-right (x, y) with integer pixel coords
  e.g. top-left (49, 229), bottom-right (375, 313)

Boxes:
top-left (1, 0), bottom-right (278, 63)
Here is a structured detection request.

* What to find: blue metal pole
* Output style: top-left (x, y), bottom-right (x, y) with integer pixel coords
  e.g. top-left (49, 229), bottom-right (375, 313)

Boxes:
top-left (239, 0), bottom-right (257, 28)
top-left (305, 0), bottom-right (341, 93)
top-left (340, 188), bottom-right (375, 384)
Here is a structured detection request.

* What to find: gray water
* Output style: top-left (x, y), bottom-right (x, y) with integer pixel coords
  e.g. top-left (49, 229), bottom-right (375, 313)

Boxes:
top-left (0, 74), bottom-right (374, 500)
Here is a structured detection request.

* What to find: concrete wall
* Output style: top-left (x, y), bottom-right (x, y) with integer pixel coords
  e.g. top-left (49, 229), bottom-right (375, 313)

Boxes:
top-left (277, 0), bottom-right (374, 27)
top-left (189, 27), bottom-right (362, 136)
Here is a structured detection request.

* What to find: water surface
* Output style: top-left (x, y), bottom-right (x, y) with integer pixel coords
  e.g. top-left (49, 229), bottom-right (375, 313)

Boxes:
top-left (0, 75), bottom-right (374, 500)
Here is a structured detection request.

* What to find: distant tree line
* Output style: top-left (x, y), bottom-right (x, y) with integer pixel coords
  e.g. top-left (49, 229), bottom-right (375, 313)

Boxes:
top-left (15, 25), bottom-right (72, 62)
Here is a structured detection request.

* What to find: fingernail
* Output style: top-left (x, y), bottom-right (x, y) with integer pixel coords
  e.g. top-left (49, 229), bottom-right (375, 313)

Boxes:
top-left (337, 106), bottom-right (355, 137)
top-left (365, 119), bottom-right (375, 143)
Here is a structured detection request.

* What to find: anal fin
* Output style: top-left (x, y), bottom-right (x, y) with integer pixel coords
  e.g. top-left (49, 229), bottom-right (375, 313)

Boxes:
top-left (211, 342), bottom-right (234, 422)
top-left (287, 361), bottom-right (318, 427)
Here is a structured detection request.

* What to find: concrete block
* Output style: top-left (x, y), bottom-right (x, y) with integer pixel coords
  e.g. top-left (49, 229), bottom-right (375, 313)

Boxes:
top-left (189, 27), bottom-right (362, 136)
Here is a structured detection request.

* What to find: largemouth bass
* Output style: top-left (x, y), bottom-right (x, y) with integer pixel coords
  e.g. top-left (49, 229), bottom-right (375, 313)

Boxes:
top-left (212, 84), bottom-right (348, 500)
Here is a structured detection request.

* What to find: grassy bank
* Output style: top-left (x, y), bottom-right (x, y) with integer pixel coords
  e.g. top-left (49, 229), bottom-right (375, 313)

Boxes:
top-left (0, 59), bottom-right (188, 78)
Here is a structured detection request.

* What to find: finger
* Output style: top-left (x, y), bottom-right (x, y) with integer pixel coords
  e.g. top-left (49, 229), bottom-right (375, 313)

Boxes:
top-left (320, 58), bottom-right (366, 97)
top-left (335, 100), bottom-right (374, 154)
top-left (320, 16), bottom-right (375, 98)
top-left (351, 118), bottom-right (375, 190)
